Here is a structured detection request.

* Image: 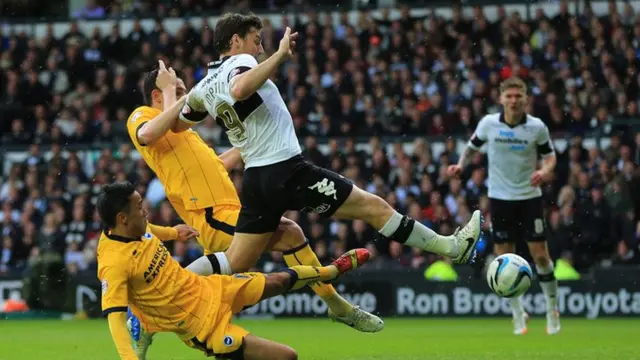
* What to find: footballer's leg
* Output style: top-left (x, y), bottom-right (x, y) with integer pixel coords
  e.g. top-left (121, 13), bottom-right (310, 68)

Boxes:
top-left (491, 198), bottom-right (528, 335)
top-left (524, 197), bottom-right (559, 335)
top-left (267, 217), bottom-right (384, 332)
top-left (333, 186), bottom-right (482, 263)
top-left (528, 240), bottom-right (559, 334)
top-left (192, 249), bottom-right (369, 360)
top-left (242, 335), bottom-right (298, 360)
top-left (265, 247), bottom-right (370, 293)
top-left (298, 163), bottom-right (482, 264)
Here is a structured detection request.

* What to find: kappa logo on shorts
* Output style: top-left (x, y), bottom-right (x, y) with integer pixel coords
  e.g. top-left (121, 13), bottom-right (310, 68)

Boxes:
top-left (101, 279), bottom-right (108, 295)
top-left (308, 178), bottom-right (338, 200)
top-left (223, 336), bottom-right (234, 347)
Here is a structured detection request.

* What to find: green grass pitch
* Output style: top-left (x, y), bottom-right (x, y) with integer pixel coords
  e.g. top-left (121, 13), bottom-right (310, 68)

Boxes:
top-left (1, 318), bottom-right (637, 359)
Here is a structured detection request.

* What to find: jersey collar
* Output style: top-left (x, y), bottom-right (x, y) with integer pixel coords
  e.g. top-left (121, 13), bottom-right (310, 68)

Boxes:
top-left (207, 56), bottom-right (231, 69)
top-left (103, 228), bottom-right (142, 243)
top-left (499, 112), bottom-right (528, 128)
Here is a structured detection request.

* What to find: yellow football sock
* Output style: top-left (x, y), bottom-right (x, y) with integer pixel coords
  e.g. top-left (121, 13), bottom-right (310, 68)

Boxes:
top-left (286, 265), bottom-right (336, 290)
top-left (284, 243), bottom-right (354, 316)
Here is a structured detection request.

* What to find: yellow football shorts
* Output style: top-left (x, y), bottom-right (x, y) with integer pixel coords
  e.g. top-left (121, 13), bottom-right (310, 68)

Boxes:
top-left (185, 272), bottom-right (266, 357)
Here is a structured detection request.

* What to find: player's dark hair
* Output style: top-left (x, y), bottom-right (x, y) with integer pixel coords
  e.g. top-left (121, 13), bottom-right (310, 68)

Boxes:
top-left (142, 69), bottom-right (159, 106)
top-left (213, 12), bottom-right (263, 54)
top-left (97, 181), bottom-right (136, 228)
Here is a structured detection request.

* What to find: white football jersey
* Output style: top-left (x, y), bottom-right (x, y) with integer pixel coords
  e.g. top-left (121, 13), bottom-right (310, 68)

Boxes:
top-left (469, 113), bottom-right (555, 200)
top-left (180, 54), bottom-right (301, 168)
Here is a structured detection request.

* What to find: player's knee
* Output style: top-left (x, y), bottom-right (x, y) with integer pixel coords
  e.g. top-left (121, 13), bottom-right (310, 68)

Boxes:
top-left (281, 348), bottom-right (298, 360)
top-left (268, 345), bottom-right (297, 360)
top-left (528, 244), bottom-right (550, 265)
top-left (279, 218), bottom-right (306, 249)
top-left (534, 255), bottom-right (551, 266)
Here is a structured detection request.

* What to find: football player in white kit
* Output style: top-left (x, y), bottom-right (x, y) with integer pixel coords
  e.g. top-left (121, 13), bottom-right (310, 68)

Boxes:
top-left (448, 77), bottom-right (561, 335)
top-left (179, 12), bottom-right (483, 324)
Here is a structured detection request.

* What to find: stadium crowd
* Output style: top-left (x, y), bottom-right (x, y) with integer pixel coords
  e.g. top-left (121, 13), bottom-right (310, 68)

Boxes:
top-left (1, 2), bottom-right (640, 294)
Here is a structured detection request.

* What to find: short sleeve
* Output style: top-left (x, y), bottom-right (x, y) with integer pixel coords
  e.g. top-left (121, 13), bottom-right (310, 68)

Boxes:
top-left (99, 266), bottom-right (129, 316)
top-left (227, 54), bottom-right (258, 84)
top-left (126, 108), bottom-right (154, 147)
top-left (536, 124), bottom-right (555, 157)
top-left (469, 116), bottom-right (490, 150)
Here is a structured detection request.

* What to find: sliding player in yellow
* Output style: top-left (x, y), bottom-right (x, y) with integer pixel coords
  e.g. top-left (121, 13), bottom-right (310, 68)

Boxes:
top-left (125, 61), bottom-right (382, 357)
top-left (97, 181), bottom-right (369, 360)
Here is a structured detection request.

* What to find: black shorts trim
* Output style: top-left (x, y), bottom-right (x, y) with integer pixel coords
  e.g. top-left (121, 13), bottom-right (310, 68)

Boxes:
top-left (102, 306), bottom-right (128, 317)
top-left (490, 197), bottom-right (547, 244)
top-left (204, 207), bottom-right (235, 236)
top-left (190, 337), bottom-right (214, 357)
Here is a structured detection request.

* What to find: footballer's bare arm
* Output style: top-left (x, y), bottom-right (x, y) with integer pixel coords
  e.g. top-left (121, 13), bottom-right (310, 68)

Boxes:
top-left (137, 96), bottom-right (187, 145)
top-left (219, 148), bottom-right (243, 171)
top-left (229, 27), bottom-right (297, 101)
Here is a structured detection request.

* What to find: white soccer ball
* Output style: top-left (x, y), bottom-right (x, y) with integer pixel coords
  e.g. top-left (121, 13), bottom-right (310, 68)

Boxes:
top-left (486, 253), bottom-right (533, 298)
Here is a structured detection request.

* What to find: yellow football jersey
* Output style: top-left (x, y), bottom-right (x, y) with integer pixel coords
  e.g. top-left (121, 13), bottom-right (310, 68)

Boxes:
top-left (126, 106), bottom-right (240, 211)
top-left (97, 226), bottom-right (220, 335)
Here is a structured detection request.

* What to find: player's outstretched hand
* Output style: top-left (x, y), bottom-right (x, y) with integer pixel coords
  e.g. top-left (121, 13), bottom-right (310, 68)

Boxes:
top-left (277, 27), bottom-right (298, 61)
top-left (174, 224), bottom-right (200, 241)
top-left (156, 60), bottom-right (177, 90)
top-left (447, 164), bottom-right (462, 177)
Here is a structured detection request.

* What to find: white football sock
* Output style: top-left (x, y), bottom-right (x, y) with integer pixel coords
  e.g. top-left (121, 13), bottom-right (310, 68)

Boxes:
top-left (510, 296), bottom-right (525, 317)
top-left (378, 211), bottom-right (455, 257)
top-left (186, 252), bottom-right (232, 276)
top-left (537, 261), bottom-right (558, 311)
top-left (214, 252), bottom-right (233, 275)
top-left (186, 256), bottom-right (214, 275)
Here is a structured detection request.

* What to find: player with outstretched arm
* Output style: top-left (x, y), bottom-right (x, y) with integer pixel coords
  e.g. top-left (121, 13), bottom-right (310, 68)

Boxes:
top-left (125, 60), bottom-right (382, 358)
top-left (447, 77), bottom-right (560, 335)
top-left (177, 12), bottom-right (483, 301)
top-left (97, 181), bottom-right (370, 360)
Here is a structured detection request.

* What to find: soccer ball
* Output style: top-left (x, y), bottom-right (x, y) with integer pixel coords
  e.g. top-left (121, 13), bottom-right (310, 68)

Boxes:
top-left (486, 253), bottom-right (533, 298)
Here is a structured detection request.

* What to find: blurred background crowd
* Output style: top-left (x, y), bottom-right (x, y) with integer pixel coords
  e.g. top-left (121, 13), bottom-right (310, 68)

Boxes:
top-left (1, 0), bottom-right (640, 304)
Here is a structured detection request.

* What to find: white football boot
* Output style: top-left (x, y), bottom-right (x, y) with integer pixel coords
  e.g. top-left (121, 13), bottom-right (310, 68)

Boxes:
top-left (546, 309), bottom-right (561, 335)
top-left (328, 306), bottom-right (384, 333)
top-left (452, 210), bottom-right (483, 264)
top-left (127, 312), bottom-right (155, 360)
top-left (513, 312), bottom-right (529, 335)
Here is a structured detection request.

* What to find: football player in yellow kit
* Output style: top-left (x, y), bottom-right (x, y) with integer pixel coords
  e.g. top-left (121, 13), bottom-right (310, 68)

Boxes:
top-left (97, 181), bottom-right (370, 360)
